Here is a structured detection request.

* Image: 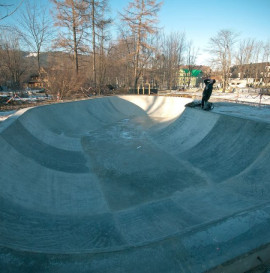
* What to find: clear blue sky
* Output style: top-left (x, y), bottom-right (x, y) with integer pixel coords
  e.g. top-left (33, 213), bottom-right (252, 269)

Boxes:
top-left (1, 0), bottom-right (270, 64)
top-left (159, 0), bottom-right (270, 64)
top-left (109, 0), bottom-right (270, 64)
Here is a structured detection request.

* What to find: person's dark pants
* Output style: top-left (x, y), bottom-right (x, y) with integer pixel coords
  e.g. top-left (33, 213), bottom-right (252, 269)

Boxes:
top-left (202, 90), bottom-right (212, 108)
top-left (201, 98), bottom-right (206, 108)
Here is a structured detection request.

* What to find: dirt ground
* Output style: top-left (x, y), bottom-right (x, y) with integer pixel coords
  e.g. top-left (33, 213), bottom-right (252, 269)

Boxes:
top-left (0, 100), bottom-right (57, 112)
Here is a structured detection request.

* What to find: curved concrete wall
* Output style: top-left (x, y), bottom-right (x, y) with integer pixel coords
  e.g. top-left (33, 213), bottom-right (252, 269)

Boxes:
top-left (0, 95), bottom-right (270, 273)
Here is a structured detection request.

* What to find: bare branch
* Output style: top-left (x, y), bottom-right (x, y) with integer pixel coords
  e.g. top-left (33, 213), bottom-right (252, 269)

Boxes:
top-left (0, 0), bottom-right (24, 21)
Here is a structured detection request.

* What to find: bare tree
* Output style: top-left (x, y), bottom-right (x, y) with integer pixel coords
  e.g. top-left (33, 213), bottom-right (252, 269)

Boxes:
top-left (262, 40), bottom-right (270, 62)
top-left (89, 0), bottom-right (97, 88)
top-left (46, 52), bottom-right (86, 99)
top-left (106, 35), bottom-right (134, 89)
top-left (51, 0), bottom-right (87, 74)
top-left (208, 29), bottom-right (238, 92)
top-left (145, 33), bottom-right (165, 89)
top-left (19, 0), bottom-right (52, 74)
top-left (148, 37), bottom-right (165, 89)
top-left (120, 0), bottom-right (162, 91)
top-left (0, 30), bottom-right (28, 88)
top-left (160, 31), bottom-right (186, 90)
top-left (118, 27), bottom-right (138, 87)
top-left (262, 41), bottom-right (270, 85)
top-left (235, 38), bottom-right (255, 79)
top-left (250, 41), bottom-right (263, 84)
top-left (83, 0), bottom-right (111, 93)
top-left (0, 0), bottom-right (24, 21)
top-left (186, 40), bottom-right (199, 88)
top-left (96, 0), bottom-right (111, 93)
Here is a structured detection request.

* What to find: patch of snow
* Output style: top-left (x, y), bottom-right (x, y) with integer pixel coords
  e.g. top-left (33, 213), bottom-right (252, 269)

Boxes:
top-left (0, 110), bottom-right (16, 122)
top-left (26, 52), bottom-right (38, 57)
top-left (212, 92), bottom-right (270, 106)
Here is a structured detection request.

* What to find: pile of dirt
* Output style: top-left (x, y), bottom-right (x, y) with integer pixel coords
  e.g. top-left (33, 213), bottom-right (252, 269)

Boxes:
top-left (0, 100), bottom-right (55, 112)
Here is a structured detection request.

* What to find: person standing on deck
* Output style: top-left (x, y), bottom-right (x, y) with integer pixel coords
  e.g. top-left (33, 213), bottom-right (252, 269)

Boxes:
top-left (202, 79), bottom-right (216, 109)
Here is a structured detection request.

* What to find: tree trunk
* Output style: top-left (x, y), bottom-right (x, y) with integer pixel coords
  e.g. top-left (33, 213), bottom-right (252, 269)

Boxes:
top-left (91, 0), bottom-right (97, 93)
top-left (72, 0), bottom-right (79, 74)
top-left (37, 49), bottom-right (41, 74)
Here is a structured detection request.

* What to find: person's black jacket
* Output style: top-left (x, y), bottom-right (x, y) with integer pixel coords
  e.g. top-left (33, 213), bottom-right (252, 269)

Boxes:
top-left (203, 79), bottom-right (216, 101)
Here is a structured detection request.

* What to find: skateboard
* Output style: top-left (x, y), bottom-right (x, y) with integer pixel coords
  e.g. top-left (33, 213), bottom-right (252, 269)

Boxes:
top-left (185, 100), bottom-right (214, 111)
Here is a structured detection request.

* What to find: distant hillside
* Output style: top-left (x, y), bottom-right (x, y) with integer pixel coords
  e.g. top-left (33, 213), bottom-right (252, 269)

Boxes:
top-left (23, 51), bottom-right (91, 69)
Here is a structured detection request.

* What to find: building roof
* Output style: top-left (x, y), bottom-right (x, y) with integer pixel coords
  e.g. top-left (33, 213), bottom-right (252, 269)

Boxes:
top-left (181, 69), bottom-right (202, 77)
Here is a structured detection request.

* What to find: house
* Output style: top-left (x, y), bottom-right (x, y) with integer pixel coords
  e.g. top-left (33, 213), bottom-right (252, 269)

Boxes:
top-left (230, 62), bottom-right (270, 87)
top-left (178, 68), bottom-right (203, 88)
top-left (23, 68), bottom-right (48, 90)
top-left (229, 79), bottom-right (247, 88)
top-left (24, 74), bottom-right (44, 89)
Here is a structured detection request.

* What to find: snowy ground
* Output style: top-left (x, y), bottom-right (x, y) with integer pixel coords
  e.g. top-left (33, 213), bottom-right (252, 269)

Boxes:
top-left (0, 110), bottom-right (16, 122)
top-left (167, 89), bottom-right (270, 106)
top-left (162, 89), bottom-right (270, 124)
top-left (212, 90), bottom-right (270, 106)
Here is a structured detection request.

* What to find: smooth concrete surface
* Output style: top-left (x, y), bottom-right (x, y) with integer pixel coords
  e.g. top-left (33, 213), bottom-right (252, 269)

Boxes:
top-left (0, 95), bottom-right (270, 272)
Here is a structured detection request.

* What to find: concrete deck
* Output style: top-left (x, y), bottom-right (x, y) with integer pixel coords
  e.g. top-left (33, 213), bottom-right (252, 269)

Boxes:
top-left (0, 95), bottom-right (270, 272)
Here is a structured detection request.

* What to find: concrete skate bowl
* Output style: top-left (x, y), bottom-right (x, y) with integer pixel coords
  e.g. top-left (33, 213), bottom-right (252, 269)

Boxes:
top-left (1, 95), bottom-right (270, 273)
